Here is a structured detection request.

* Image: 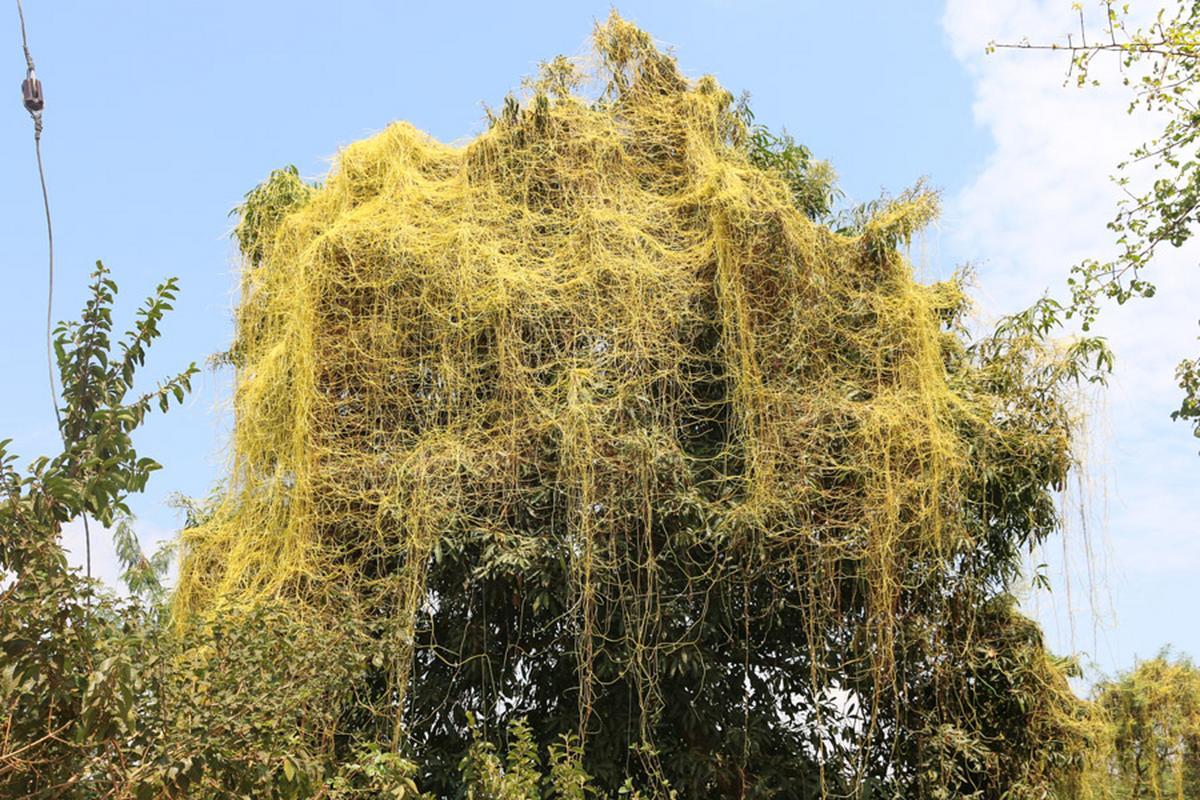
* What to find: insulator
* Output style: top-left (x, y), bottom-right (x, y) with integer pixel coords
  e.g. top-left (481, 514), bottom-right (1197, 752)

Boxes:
top-left (22, 70), bottom-right (44, 114)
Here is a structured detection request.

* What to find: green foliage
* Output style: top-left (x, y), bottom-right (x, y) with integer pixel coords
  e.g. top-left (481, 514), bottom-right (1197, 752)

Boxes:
top-left (1172, 352), bottom-right (1200, 434)
top-left (111, 514), bottom-right (173, 601)
top-left (48, 262), bottom-right (197, 528)
top-left (330, 742), bottom-right (423, 799)
top-left (734, 93), bottom-right (841, 222)
top-left (233, 165), bottom-right (318, 270)
top-left (132, 607), bottom-right (372, 799)
top-left (459, 717), bottom-right (598, 800)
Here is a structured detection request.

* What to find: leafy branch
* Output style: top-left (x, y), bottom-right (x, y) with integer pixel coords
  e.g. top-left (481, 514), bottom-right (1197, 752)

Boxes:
top-left (994, 0), bottom-right (1200, 447)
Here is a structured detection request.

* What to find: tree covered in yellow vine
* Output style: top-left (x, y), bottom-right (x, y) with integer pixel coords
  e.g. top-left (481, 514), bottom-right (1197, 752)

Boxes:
top-left (170, 13), bottom-right (1112, 798)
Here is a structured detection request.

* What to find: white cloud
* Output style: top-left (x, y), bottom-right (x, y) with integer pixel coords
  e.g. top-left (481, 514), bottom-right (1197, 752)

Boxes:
top-left (943, 0), bottom-right (1200, 672)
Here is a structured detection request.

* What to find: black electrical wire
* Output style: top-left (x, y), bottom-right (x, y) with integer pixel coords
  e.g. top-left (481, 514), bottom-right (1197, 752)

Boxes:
top-left (17, 0), bottom-right (92, 581)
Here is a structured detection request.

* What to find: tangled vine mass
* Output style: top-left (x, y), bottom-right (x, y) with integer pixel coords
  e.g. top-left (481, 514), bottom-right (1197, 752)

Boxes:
top-left (173, 14), bottom-right (1106, 797)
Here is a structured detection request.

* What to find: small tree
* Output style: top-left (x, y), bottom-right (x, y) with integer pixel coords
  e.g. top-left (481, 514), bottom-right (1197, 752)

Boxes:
top-left (1092, 650), bottom-right (1200, 799)
top-left (0, 262), bottom-right (194, 796)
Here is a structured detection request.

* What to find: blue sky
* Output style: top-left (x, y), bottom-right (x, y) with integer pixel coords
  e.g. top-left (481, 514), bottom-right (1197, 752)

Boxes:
top-left (2, 1), bottom-right (1195, 679)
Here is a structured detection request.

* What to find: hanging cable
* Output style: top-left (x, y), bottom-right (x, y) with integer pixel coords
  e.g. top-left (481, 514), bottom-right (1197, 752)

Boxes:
top-left (16, 0), bottom-right (92, 581)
